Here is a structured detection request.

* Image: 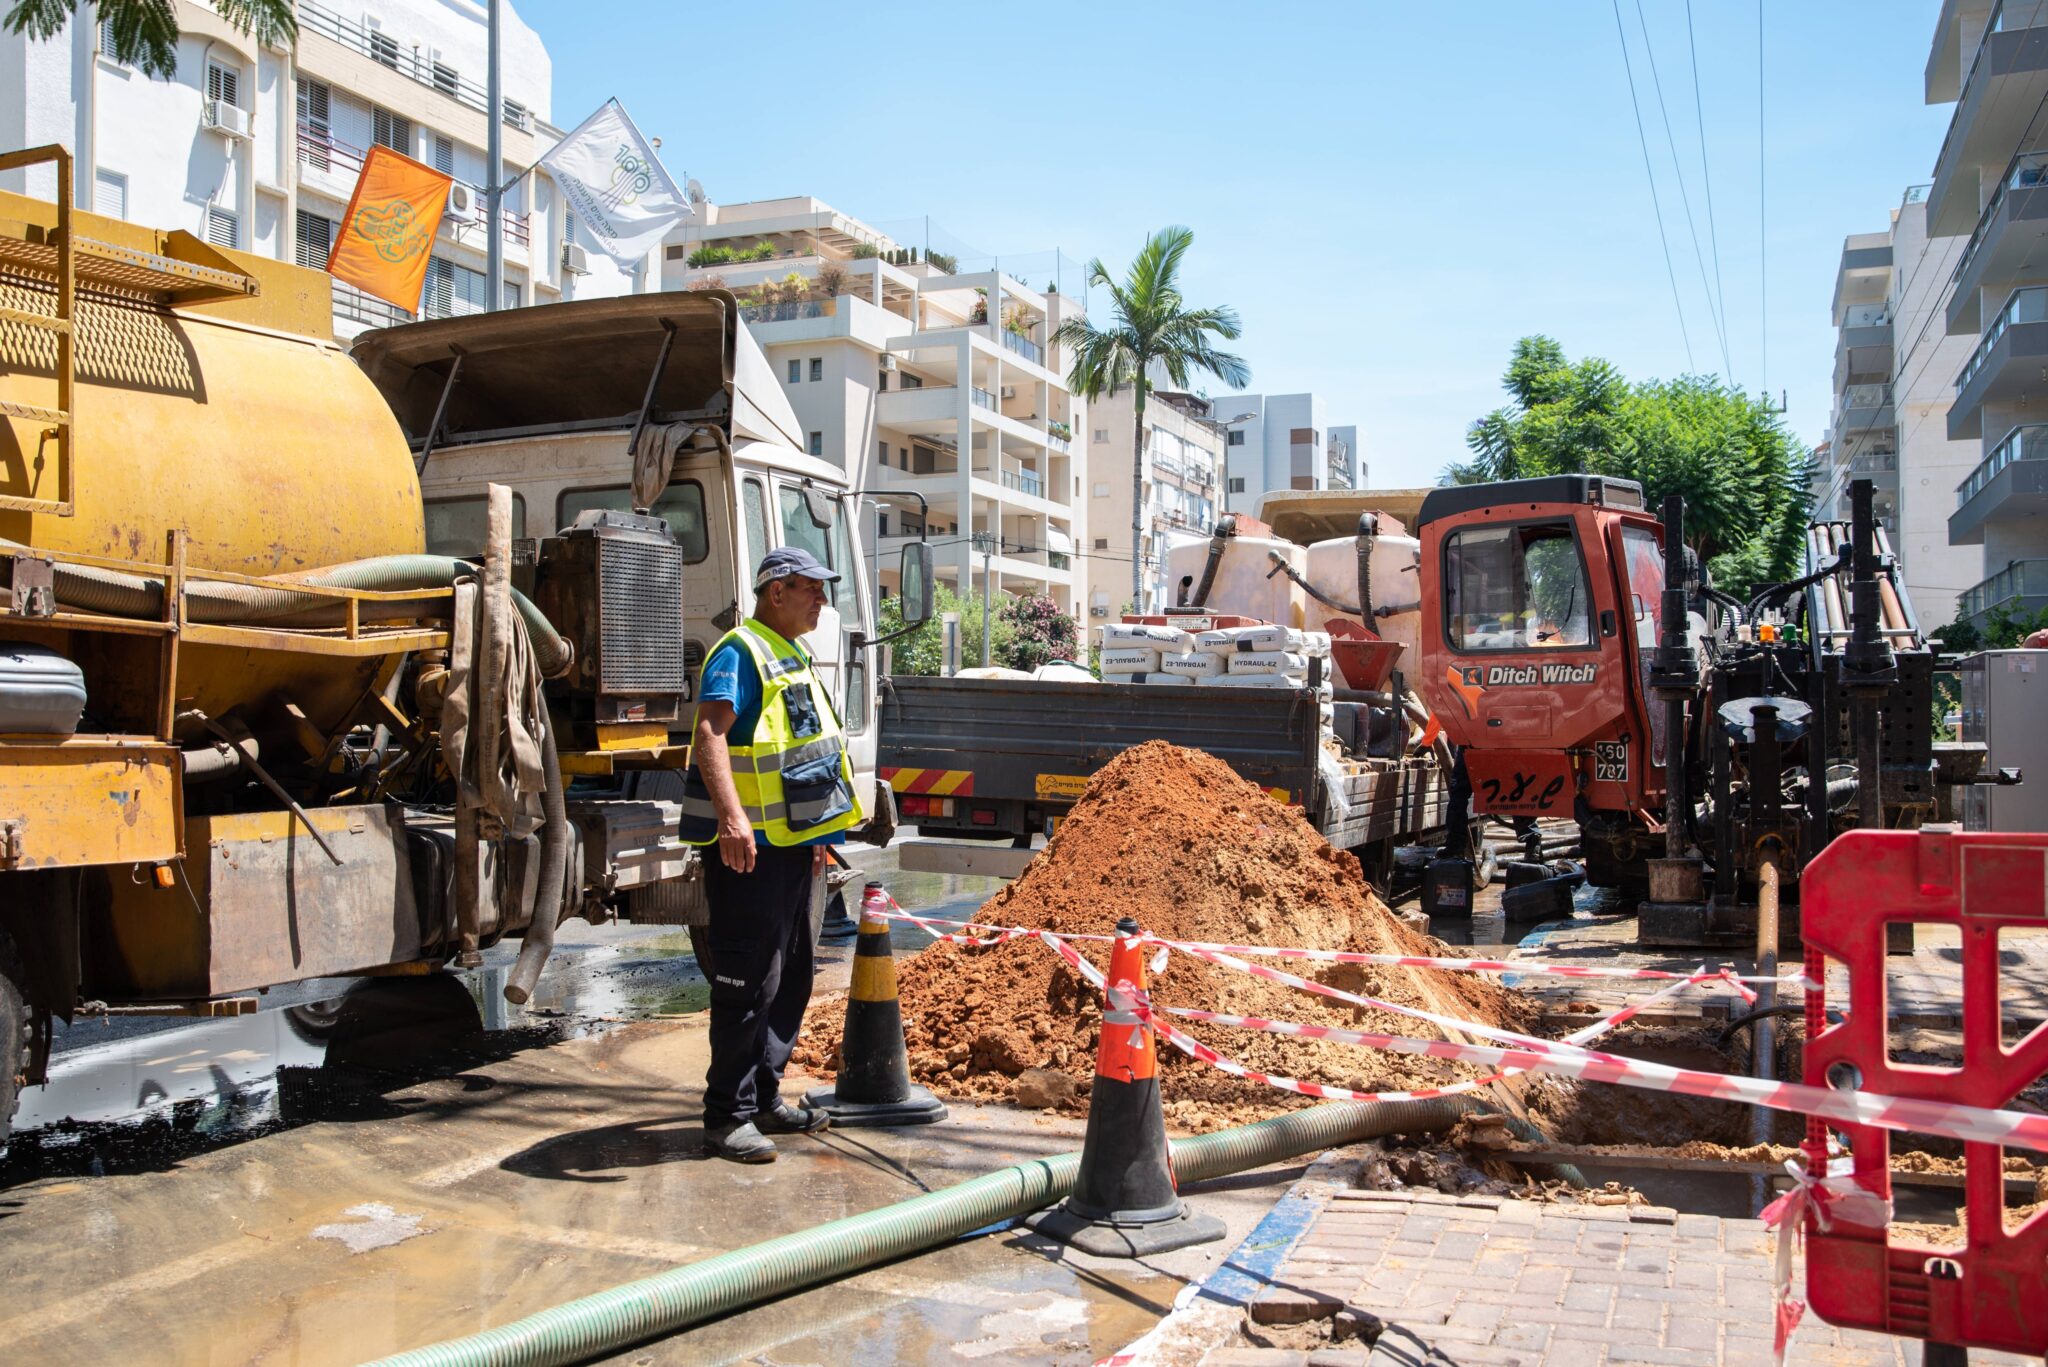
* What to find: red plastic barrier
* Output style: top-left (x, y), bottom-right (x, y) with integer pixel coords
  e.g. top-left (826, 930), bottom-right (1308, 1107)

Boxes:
top-left (1800, 829), bottom-right (2048, 1357)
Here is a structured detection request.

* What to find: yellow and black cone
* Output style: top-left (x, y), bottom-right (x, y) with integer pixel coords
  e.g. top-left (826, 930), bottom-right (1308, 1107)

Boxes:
top-left (803, 882), bottom-right (947, 1127)
top-left (1026, 916), bottom-right (1226, 1257)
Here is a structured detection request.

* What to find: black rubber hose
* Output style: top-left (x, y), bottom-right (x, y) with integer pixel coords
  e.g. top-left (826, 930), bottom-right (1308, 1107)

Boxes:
top-left (503, 720), bottom-right (573, 1005)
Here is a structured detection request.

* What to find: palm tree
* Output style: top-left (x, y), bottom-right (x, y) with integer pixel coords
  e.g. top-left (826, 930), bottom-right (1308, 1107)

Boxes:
top-left (1054, 227), bottom-right (1250, 609)
top-left (7, 0), bottom-right (295, 79)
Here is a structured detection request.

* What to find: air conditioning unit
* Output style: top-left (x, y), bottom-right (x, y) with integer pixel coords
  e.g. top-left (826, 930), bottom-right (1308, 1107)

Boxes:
top-left (879, 355), bottom-right (899, 372)
top-left (1089, 604), bottom-right (1108, 617)
top-left (204, 100), bottom-right (252, 141)
top-left (561, 241), bottom-right (590, 275)
top-left (445, 182), bottom-right (480, 224)
top-left (999, 386), bottom-right (1016, 401)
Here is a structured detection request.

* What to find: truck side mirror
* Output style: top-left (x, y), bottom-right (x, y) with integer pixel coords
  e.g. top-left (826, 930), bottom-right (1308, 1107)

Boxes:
top-left (900, 542), bottom-right (934, 626)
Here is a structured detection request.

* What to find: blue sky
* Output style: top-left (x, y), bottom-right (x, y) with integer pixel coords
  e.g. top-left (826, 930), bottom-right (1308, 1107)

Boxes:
top-left (522, 0), bottom-right (1952, 489)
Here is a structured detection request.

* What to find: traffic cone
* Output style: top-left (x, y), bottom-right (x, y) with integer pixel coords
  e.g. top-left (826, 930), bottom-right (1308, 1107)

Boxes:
top-left (1026, 916), bottom-right (1227, 1257)
top-left (803, 883), bottom-right (948, 1127)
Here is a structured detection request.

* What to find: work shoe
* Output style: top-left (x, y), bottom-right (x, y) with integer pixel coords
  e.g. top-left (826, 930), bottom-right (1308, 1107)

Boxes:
top-left (756, 1100), bottom-right (831, 1135)
top-left (704, 1120), bottom-right (777, 1164)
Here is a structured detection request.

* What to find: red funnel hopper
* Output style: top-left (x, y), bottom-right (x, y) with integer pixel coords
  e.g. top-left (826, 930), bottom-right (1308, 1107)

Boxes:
top-left (1325, 618), bottom-right (1405, 691)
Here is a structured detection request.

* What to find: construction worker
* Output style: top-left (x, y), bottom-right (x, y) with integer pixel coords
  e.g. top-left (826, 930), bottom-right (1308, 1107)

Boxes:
top-left (679, 547), bottom-right (865, 1163)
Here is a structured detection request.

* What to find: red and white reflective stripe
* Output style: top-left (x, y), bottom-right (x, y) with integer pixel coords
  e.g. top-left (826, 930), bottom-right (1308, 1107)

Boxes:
top-left (865, 904), bottom-right (1116, 945)
top-left (1156, 1004), bottom-right (2048, 1153)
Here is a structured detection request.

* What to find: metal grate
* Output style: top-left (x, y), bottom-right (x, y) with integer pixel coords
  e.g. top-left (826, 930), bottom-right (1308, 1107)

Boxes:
top-left (597, 534), bottom-right (686, 695)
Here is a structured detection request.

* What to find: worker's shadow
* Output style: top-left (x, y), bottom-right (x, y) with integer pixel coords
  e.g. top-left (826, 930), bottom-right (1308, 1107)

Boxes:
top-left (499, 1116), bottom-right (710, 1182)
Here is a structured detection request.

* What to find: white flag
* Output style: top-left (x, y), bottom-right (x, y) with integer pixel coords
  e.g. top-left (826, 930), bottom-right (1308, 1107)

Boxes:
top-left (538, 98), bottom-right (687, 268)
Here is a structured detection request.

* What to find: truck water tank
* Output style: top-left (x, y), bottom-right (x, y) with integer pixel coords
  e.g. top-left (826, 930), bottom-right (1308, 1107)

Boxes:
top-left (1305, 531), bottom-right (1422, 664)
top-left (1165, 520), bottom-right (1305, 626)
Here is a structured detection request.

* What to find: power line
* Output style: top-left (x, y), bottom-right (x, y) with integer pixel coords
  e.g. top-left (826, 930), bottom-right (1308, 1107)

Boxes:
top-left (1634, 0), bottom-right (1733, 378)
top-left (1757, 0), bottom-right (1767, 396)
top-left (1612, 0), bottom-right (1698, 374)
top-left (1685, 0), bottom-right (1733, 384)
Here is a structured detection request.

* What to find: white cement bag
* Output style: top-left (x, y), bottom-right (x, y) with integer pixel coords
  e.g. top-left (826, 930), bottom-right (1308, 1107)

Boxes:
top-left (1203, 673), bottom-right (1334, 701)
top-left (1159, 650), bottom-right (1226, 678)
top-left (1106, 672), bottom-right (1193, 685)
top-left (1100, 622), bottom-right (1197, 651)
top-left (1100, 646), bottom-right (1161, 674)
top-left (1196, 624), bottom-right (1331, 656)
top-left (1226, 650), bottom-right (1310, 676)
top-left (957, 666), bottom-right (1033, 680)
top-left (1033, 660), bottom-right (1099, 683)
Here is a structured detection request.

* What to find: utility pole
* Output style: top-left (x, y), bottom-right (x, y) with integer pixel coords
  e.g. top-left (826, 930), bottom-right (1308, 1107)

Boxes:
top-left (484, 0), bottom-right (503, 312)
top-left (974, 531), bottom-right (995, 666)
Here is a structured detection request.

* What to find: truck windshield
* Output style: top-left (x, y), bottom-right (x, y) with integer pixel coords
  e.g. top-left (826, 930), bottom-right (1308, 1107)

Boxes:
top-left (779, 487), bottom-right (857, 617)
top-left (1443, 521), bottom-right (1592, 651)
top-left (555, 482), bottom-right (710, 562)
top-left (1620, 526), bottom-right (1664, 648)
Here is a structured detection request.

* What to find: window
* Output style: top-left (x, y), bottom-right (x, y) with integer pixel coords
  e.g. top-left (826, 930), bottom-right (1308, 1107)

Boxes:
top-left (294, 210), bottom-right (333, 269)
top-left (900, 374), bottom-right (923, 389)
top-left (787, 359), bottom-right (801, 384)
top-left (98, 17), bottom-right (117, 59)
top-left (1227, 429), bottom-right (1246, 446)
top-left (1092, 482), bottom-right (1109, 498)
top-left (1094, 537), bottom-right (1109, 550)
top-left (742, 477), bottom-right (770, 580)
top-left (809, 358), bottom-right (823, 382)
top-left (878, 371), bottom-right (889, 391)
top-left (1093, 428), bottom-right (1110, 444)
top-left (432, 135), bottom-right (454, 174)
top-left (777, 486), bottom-right (857, 616)
top-left (876, 440), bottom-right (888, 465)
top-left (373, 107), bottom-right (412, 154)
top-left (207, 61), bottom-right (239, 108)
top-left (665, 244), bottom-right (686, 260)
top-left (422, 256), bottom-right (487, 318)
top-left (432, 61), bottom-right (459, 96)
top-left (424, 494), bottom-right (527, 557)
top-left (297, 79), bottom-right (331, 169)
top-left (1228, 477), bottom-right (1246, 493)
top-left (878, 513), bottom-right (889, 537)
top-left (206, 206), bottom-right (239, 249)
top-left (807, 431), bottom-right (824, 457)
top-left (368, 29), bottom-right (400, 68)
top-left (502, 98), bottom-right (531, 131)
top-left (554, 482), bottom-right (710, 562)
top-left (93, 169), bottom-right (126, 220)
top-left (503, 282), bottom-right (522, 310)
top-left (1442, 521), bottom-right (1593, 652)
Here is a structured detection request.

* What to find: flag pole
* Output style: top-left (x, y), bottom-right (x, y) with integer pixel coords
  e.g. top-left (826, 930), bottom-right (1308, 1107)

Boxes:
top-left (485, 0), bottom-right (504, 312)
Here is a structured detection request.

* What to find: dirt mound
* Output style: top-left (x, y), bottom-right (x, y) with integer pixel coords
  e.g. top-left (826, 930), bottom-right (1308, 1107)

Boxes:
top-left (796, 742), bottom-right (1534, 1130)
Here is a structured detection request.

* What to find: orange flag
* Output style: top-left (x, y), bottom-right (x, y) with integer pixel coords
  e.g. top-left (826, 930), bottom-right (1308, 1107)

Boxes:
top-left (326, 144), bottom-right (453, 313)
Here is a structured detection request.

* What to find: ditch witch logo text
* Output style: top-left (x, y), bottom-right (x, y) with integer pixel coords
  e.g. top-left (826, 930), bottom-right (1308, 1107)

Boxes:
top-left (1446, 662), bottom-right (1598, 719)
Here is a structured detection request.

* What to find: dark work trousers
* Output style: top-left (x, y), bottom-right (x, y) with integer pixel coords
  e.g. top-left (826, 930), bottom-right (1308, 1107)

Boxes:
top-left (701, 843), bottom-right (816, 1126)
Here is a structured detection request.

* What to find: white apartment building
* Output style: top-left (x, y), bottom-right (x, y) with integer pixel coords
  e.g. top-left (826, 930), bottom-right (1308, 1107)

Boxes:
top-left (1329, 424), bottom-right (1364, 491)
top-left (0, 0), bottom-right (640, 342)
top-left (660, 197), bottom-right (1089, 619)
top-left (1082, 389), bottom-right (1226, 618)
top-left (1923, 0), bottom-right (2048, 630)
top-left (1207, 392), bottom-right (1354, 517)
top-left (1818, 186), bottom-right (1979, 622)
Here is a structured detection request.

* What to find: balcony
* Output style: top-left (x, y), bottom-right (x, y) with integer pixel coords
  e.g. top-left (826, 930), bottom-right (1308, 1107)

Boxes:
top-left (1831, 233), bottom-right (1892, 321)
top-left (1836, 303), bottom-right (1893, 382)
top-left (1951, 423), bottom-right (2048, 544)
top-left (298, 130), bottom-right (529, 250)
top-left (1836, 383), bottom-right (1895, 435)
top-left (1947, 150), bottom-right (2048, 334)
top-left (1929, 0), bottom-right (2048, 237)
top-left (739, 299), bottom-right (835, 325)
top-left (1950, 286), bottom-right (2048, 439)
top-left (1000, 466), bottom-right (1046, 499)
top-left (299, 0), bottom-right (533, 129)
top-left (1960, 557), bottom-right (2048, 625)
top-left (971, 386), bottom-right (998, 412)
top-left (1001, 329), bottom-right (1045, 367)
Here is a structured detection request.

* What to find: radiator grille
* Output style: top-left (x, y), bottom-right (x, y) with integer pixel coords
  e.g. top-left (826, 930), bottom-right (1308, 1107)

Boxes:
top-left (597, 534), bottom-right (687, 694)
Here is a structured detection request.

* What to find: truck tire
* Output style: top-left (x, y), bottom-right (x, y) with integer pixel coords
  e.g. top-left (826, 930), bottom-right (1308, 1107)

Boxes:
top-left (0, 929), bottom-right (28, 1146)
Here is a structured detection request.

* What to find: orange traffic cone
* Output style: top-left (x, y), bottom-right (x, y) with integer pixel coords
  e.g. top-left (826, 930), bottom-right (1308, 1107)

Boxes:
top-left (1026, 916), bottom-right (1226, 1257)
top-left (804, 883), bottom-right (947, 1127)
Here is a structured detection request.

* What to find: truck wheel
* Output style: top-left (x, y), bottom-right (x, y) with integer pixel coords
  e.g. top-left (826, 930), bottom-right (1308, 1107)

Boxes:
top-left (0, 930), bottom-right (28, 1146)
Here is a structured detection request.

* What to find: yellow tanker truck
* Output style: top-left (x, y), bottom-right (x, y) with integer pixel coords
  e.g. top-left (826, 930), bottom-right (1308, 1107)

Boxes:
top-left (0, 147), bottom-right (927, 1138)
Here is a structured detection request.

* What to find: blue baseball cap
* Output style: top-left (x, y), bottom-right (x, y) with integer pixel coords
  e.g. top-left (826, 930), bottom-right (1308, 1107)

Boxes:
top-left (754, 546), bottom-right (840, 589)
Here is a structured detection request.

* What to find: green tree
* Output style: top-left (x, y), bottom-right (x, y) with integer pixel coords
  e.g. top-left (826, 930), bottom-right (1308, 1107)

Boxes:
top-left (876, 585), bottom-right (1011, 676)
top-left (1055, 227), bottom-right (1250, 607)
top-left (7, 0), bottom-right (294, 79)
top-left (1451, 336), bottom-right (1812, 598)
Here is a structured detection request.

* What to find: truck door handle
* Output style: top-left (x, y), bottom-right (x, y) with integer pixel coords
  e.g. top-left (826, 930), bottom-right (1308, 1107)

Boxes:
top-left (1600, 609), bottom-right (1617, 637)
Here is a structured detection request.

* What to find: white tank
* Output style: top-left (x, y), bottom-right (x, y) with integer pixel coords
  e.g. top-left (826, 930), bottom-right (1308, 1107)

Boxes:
top-left (1305, 531), bottom-right (1423, 664)
top-left (1167, 530), bottom-right (1306, 627)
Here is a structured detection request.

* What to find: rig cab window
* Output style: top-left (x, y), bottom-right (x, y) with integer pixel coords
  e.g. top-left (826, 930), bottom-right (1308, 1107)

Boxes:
top-left (1443, 521), bottom-right (1592, 651)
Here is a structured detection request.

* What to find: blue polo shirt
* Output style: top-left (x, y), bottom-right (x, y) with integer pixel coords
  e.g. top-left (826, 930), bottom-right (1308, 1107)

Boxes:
top-left (699, 637), bottom-right (847, 848)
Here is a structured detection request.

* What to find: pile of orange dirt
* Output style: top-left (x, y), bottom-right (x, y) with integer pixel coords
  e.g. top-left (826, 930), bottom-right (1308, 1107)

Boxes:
top-left (795, 741), bottom-right (1537, 1131)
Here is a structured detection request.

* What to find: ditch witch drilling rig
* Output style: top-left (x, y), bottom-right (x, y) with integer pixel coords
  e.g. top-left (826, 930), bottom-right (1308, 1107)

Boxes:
top-left (1414, 473), bottom-right (2002, 950)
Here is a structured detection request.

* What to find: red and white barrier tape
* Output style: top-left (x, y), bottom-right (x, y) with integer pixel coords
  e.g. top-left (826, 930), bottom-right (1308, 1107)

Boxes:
top-left (1759, 1158), bottom-right (1892, 1365)
top-left (1151, 1001), bottom-right (2048, 1153)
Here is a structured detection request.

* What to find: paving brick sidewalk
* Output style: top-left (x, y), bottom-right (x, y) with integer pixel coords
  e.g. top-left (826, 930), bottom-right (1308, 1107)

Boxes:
top-left (1203, 1188), bottom-right (2032, 1367)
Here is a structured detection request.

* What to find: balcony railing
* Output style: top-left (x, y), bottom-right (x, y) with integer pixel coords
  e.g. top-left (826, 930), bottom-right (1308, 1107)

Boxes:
top-left (1001, 330), bottom-right (1044, 366)
top-left (1001, 467), bottom-right (1045, 498)
top-left (1958, 423), bottom-right (2048, 505)
top-left (1842, 303), bottom-right (1891, 329)
top-left (1046, 432), bottom-right (1071, 453)
top-left (1960, 558), bottom-right (2048, 619)
top-left (1848, 451), bottom-right (1898, 473)
top-left (299, 0), bottom-right (531, 127)
top-left (332, 279), bottom-right (413, 330)
top-left (1935, 0), bottom-right (2034, 180)
top-left (1957, 286), bottom-right (2048, 393)
top-left (1904, 183), bottom-right (1931, 206)
top-left (300, 129), bottom-right (529, 246)
top-left (1840, 383), bottom-right (1893, 410)
top-left (739, 299), bottom-right (834, 324)
top-left (971, 387), bottom-right (998, 412)
top-left (1952, 149), bottom-right (2048, 284)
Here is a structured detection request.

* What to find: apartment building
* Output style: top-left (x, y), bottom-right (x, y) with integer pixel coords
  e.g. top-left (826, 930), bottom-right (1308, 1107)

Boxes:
top-left (1924, 0), bottom-right (2048, 630)
top-left (1207, 392), bottom-right (1355, 517)
top-left (1081, 389), bottom-right (1226, 618)
top-left (1817, 186), bottom-right (1979, 622)
top-left (0, 0), bottom-right (639, 342)
top-left (660, 197), bottom-right (1089, 619)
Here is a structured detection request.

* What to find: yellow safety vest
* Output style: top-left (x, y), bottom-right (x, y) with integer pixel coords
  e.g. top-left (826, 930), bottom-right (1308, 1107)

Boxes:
top-left (678, 619), bottom-right (864, 847)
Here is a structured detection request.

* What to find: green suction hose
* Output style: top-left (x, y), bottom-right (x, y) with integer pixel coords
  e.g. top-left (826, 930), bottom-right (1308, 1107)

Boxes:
top-left (368, 1096), bottom-right (1474, 1367)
